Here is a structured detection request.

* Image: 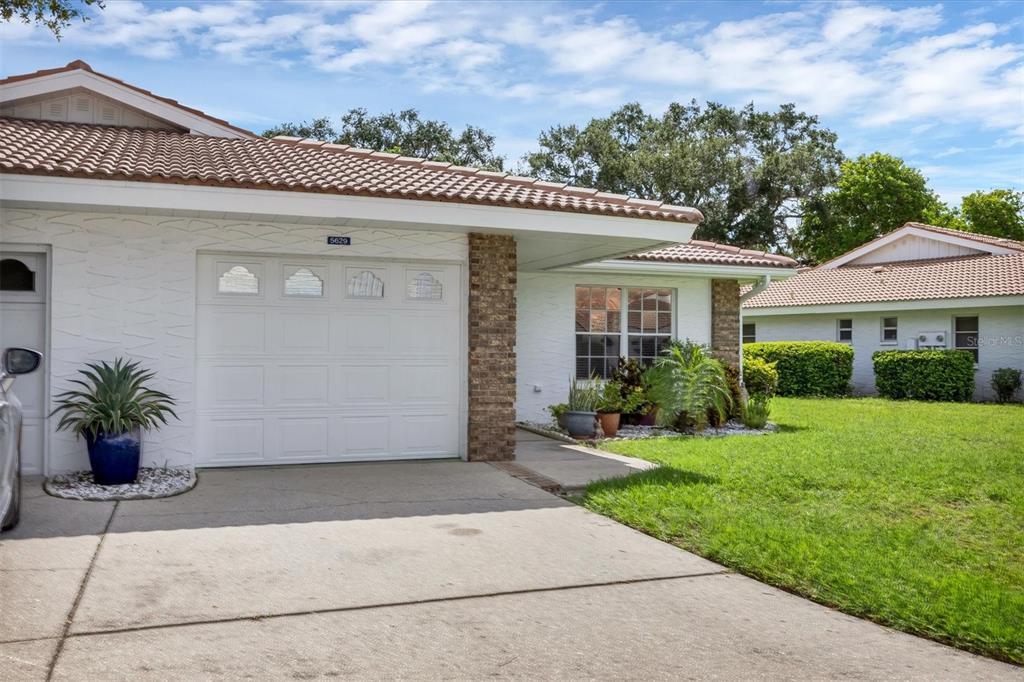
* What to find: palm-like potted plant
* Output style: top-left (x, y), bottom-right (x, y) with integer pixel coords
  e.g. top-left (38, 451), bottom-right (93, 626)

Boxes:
top-left (51, 358), bottom-right (179, 485)
top-left (645, 340), bottom-right (732, 432)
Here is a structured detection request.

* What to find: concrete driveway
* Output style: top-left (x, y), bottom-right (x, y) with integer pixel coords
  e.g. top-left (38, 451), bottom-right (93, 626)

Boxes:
top-left (2, 460), bottom-right (1019, 681)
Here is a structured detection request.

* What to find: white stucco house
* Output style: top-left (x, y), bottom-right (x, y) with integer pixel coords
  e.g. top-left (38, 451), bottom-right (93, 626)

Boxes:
top-left (743, 222), bottom-right (1024, 400)
top-left (0, 60), bottom-right (798, 475)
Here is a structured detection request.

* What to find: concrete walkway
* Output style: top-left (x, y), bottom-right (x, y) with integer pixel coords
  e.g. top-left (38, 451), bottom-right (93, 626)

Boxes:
top-left (1, 460), bottom-right (1020, 680)
top-left (508, 427), bottom-right (656, 494)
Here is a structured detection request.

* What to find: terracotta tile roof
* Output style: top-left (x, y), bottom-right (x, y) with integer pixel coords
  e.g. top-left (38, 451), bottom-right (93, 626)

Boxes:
top-left (626, 240), bottom-right (797, 268)
top-left (0, 60), bottom-right (256, 138)
top-left (0, 117), bottom-right (704, 224)
top-left (743, 253), bottom-right (1024, 308)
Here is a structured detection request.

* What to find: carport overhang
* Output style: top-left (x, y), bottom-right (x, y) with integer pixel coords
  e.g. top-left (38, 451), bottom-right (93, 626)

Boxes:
top-left (0, 174), bottom-right (699, 271)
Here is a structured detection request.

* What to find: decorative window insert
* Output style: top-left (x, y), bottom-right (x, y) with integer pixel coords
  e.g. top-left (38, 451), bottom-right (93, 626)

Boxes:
top-left (347, 269), bottom-right (385, 298)
top-left (0, 258), bottom-right (35, 291)
top-left (880, 317), bottom-right (898, 344)
top-left (284, 267), bottom-right (324, 297)
top-left (742, 322), bottom-right (756, 344)
top-left (837, 318), bottom-right (853, 343)
top-left (575, 286), bottom-right (622, 379)
top-left (407, 271), bottom-right (443, 300)
top-left (954, 316), bottom-right (979, 363)
top-left (627, 288), bottom-right (673, 365)
top-left (218, 265), bottom-right (259, 295)
top-left (574, 286), bottom-right (674, 378)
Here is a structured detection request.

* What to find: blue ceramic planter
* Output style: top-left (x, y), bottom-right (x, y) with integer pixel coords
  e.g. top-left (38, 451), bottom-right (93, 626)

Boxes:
top-left (86, 430), bottom-right (141, 485)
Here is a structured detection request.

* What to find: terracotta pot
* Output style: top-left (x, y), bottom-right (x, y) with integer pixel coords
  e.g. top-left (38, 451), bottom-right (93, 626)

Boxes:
top-left (597, 412), bottom-right (620, 438)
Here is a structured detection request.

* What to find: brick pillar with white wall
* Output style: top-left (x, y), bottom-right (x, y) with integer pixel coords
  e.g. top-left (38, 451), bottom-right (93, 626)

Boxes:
top-left (467, 233), bottom-right (517, 461)
top-left (710, 279), bottom-right (741, 370)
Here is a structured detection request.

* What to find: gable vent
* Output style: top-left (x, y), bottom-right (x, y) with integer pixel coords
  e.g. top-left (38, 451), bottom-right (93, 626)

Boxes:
top-left (74, 97), bottom-right (91, 112)
top-left (100, 106), bottom-right (117, 122)
top-left (44, 100), bottom-right (67, 120)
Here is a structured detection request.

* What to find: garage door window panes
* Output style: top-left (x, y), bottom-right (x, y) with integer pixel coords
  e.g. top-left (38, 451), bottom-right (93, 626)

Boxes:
top-left (348, 269), bottom-right (385, 298)
top-left (218, 265), bottom-right (259, 295)
top-left (0, 258), bottom-right (35, 291)
top-left (575, 286), bottom-right (673, 378)
top-left (575, 286), bottom-right (621, 378)
top-left (284, 267), bottom-right (324, 297)
top-left (408, 271), bottom-right (443, 300)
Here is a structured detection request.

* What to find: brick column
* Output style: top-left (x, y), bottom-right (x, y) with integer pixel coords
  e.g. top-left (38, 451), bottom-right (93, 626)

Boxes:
top-left (710, 279), bottom-right (741, 370)
top-left (467, 233), bottom-right (517, 461)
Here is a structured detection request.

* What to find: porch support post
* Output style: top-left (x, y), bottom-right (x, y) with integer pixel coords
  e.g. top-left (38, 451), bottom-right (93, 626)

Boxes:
top-left (710, 279), bottom-right (741, 370)
top-left (467, 233), bottom-right (517, 461)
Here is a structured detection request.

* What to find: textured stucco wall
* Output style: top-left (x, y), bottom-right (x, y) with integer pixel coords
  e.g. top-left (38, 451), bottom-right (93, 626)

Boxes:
top-left (744, 305), bottom-right (1024, 400)
top-left (516, 272), bottom-right (712, 423)
top-left (0, 207), bottom-right (468, 473)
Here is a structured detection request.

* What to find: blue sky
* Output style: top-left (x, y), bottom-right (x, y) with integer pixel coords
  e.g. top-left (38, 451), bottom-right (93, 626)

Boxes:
top-left (2, 0), bottom-right (1022, 205)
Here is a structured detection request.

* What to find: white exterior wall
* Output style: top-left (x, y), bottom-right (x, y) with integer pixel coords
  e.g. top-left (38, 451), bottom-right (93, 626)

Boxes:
top-left (0, 207), bottom-right (467, 473)
top-left (744, 305), bottom-right (1024, 400)
top-left (517, 272), bottom-right (712, 423)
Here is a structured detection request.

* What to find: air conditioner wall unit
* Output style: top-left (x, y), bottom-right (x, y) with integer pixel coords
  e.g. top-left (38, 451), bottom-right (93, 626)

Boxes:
top-left (916, 331), bottom-right (947, 348)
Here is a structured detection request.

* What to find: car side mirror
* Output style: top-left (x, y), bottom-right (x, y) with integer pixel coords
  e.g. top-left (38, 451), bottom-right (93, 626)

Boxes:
top-left (2, 348), bottom-right (42, 375)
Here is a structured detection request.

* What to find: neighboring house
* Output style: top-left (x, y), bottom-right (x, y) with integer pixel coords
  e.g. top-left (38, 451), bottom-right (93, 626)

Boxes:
top-left (0, 60), bottom-right (797, 475)
top-left (743, 223), bottom-right (1024, 400)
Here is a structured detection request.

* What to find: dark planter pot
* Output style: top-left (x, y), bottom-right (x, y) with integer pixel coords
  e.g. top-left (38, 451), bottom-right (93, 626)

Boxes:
top-left (623, 407), bottom-right (659, 426)
top-left (86, 429), bottom-right (141, 485)
top-left (563, 411), bottom-right (597, 439)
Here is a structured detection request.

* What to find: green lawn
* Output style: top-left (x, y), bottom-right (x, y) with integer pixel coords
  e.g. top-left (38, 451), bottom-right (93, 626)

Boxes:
top-left (583, 398), bottom-right (1024, 664)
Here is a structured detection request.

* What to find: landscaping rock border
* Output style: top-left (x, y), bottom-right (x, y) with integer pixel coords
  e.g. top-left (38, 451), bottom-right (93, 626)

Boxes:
top-left (519, 420), bottom-right (776, 444)
top-left (44, 467), bottom-right (197, 501)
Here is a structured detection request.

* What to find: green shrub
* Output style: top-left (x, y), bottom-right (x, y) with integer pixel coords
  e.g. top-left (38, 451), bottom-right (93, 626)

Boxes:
top-left (873, 350), bottom-right (976, 402)
top-left (990, 368), bottom-right (1022, 403)
top-left (743, 342), bottom-right (853, 397)
top-left (646, 340), bottom-right (731, 432)
top-left (741, 395), bottom-right (771, 429)
top-left (742, 356), bottom-right (779, 398)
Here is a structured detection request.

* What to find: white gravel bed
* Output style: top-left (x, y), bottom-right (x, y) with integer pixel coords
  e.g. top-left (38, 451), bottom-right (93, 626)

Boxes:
top-left (44, 467), bottom-right (197, 501)
top-left (520, 420), bottom-right (776, 443)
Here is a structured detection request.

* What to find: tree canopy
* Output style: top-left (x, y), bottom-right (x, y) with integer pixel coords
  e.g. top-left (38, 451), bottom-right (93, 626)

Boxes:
top-left (0, 0), bottom-right (101, 37)
top-left (957, 189), bottom-right (1024, 241)
top-left (792, 153), bottom-right (947, 262)
top-left (262, 109), bottom-right (504, 171)
top-left (523, 101), bottom-right (844, 251)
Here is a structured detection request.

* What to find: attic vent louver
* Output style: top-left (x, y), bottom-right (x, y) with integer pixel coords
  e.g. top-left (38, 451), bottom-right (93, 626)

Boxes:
top-left (74, 98), bottom-right (90, 112)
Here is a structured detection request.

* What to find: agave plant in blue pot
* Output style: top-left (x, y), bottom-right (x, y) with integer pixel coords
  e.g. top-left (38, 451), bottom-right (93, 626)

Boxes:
top-left (51, 359), bottom-right (179, 485)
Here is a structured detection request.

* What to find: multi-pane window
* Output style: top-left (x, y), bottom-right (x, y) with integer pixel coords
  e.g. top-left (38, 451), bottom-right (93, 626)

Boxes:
top-left (575, 286), bottom-right (622, 378)
top-left (627, 288), bottom-right (673, 365)
top-left (0, 259), bottom-right (35, 291)
top-left (742, 322), bottom-right (756, 344)
top-left (954, 316), bottom-right (979, 362)
top-left (881, 317), bottom-right (898, 344)
top-left (574, 286), bottom-right (673, 378)
top-left (837, 318), bottom-right (853, 343)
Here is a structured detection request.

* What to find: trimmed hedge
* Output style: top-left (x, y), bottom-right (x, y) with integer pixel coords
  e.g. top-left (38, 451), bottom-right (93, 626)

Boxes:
top-left (744, 341), bottom-right (853, 397)
top-left (873, 350), bottom-right (976, 402)
top-left (742, 356), bottom-right (779, 398)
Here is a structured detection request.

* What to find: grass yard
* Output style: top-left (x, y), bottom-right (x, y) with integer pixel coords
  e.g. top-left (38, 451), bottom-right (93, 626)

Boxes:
top-left (583, 398), bottom-right (1024, 664)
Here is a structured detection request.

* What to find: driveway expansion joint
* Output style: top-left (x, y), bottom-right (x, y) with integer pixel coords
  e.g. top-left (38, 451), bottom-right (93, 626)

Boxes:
top-left (45, 500), bottom-right (119, 681)
top-left (60, 570), bottom-right (731, 641)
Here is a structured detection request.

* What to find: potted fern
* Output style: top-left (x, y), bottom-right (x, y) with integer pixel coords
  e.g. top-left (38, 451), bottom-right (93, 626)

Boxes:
top-left (51, 358), bottom-right (179, 485)
top-left (645, 340), bottom-right (732, 432)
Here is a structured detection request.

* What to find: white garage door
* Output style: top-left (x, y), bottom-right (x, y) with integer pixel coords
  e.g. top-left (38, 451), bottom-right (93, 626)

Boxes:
top-left (196, 254), bottom-right (463, 467)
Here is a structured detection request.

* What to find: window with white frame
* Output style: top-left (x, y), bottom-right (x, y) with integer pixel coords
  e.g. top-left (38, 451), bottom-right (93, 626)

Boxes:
top-left (742, 322), bottom-right (756, 344)
top-left (954, 316), bottom-right (979, 363)
top-left (881, 317), bottom-right (898, 344)
top-left (574, 286), bottom-right (673, 378)
top-left (575, 286), bottom-right (621, 378)
top-left (837, 318), bottom-right (853, 343)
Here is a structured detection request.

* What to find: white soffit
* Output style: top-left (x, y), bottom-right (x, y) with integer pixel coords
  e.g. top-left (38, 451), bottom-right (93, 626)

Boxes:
top-left (1, 175), bottom-right (698, 270)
